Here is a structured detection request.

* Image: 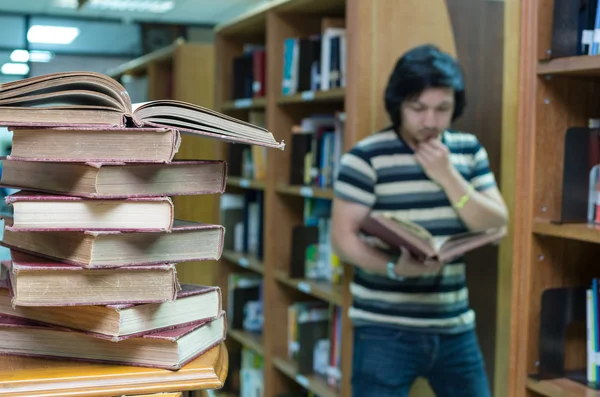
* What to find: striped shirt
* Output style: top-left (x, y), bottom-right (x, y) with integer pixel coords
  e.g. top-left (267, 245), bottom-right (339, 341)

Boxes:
top-left (334, 127), bottom-right (497, 334)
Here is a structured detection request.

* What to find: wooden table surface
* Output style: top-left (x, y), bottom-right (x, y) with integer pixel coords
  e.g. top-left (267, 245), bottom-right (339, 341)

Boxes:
top-left (0, 343), bottom-right (228, 397)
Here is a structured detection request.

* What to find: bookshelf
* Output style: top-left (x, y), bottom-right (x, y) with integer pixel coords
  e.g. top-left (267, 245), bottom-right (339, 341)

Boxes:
top-left (508, 0), bottom-right (600, 396)
top-left (107, 38), bottom-right (220, 289)
top-left (213, 0), bottom-right (457, 396)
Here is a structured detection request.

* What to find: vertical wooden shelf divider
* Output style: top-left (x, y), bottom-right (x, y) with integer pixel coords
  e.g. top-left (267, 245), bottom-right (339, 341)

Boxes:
top-left (214, 1), bottom-right (458, 396)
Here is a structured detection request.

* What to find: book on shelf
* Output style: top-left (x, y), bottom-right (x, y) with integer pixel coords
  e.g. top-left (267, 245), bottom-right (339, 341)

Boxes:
top-left (231, 45), bottom-right (266, 100)
top-left (289, 112), bottom-right (344, 189)
top-left (0, 219), bottom-right (224, 268)
top-left (549, 0), bottom-right (599, 58)
top-left (281, 20), bottom-right (346, 95)
top-left (0, 281), bottom-right (222, 340)
top-left (287, 301), bottom-right (338, 379)
top-left (0, 313), bottom-right (226, 370)
top-left (228, 273), bottom-right (263, 333)
top-left (360, 212), bottom-right (507, 263)
top-left (0, 158), bottom-right (228, 199)
top-left (0, 71), bottom-right (284, 149)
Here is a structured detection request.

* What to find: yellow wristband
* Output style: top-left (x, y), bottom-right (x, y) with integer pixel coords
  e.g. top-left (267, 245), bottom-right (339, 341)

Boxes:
top-left (453, 184), bottom-right (474, 210)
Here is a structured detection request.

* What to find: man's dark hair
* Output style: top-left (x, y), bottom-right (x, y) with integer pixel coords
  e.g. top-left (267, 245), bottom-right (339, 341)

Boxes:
top-left (384, 44), bottom-right (466, 130)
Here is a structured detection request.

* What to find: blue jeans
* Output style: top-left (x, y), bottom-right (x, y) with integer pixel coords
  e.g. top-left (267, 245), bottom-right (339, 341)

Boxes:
top-left (351, 325), bottom-right (491, 397)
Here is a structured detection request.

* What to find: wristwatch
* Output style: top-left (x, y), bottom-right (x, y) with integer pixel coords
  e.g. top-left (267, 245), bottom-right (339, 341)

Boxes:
top-left (387, 259), bottom-right (405, 281)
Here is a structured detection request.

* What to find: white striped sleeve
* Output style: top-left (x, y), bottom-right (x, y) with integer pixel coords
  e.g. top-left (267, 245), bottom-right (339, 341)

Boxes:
top-left (470, 143), bottom-right (497, 192)
top-left (334, 146), bottom-right (376, 207)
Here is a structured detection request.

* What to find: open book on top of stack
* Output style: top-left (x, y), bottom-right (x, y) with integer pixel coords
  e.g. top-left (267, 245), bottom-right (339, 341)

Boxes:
top-left (0, 71), bottom-right (284, 150)
top-left (0, 70), bottom-right (285, 370)
top-left (360, 212), bottom-right (506, 263)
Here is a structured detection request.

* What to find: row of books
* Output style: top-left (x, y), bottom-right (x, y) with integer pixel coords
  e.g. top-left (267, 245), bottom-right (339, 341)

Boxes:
top-left (291, 198), bottom-right (342, 284)
top-left (232, 45), bottom-right (267, 100)
top-left (229, 273), bottom-right (264, 334)
top-left (0, 71), bottom-right (282, 370)
top-left (288, 301), bottom-right (342, 389)
top-left (227, 17), bottom-right (346, 102)
top-left (221, 191), bottom-right (264, 261)
top-left (290, 112), bottom-right (344, 190)
top-left (282, 20), bottom-right (347, 95)
top-left (240, 348), bottom-right (265, 397)
top-left (550, 0), bottom-right (600, 57)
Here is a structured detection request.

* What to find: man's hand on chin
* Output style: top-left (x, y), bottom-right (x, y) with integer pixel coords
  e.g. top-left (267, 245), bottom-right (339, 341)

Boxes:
top-left (414, 138), bottom-right (457, 186)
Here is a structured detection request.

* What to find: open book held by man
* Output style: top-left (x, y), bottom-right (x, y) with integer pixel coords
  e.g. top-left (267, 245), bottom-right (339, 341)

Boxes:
top-left (360, 212), bottom-right (506, 263)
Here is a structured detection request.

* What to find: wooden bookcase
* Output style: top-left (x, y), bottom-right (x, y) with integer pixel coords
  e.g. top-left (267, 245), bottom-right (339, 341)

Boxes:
top-left (508, 0), bottom-right (600, 396)
top-left (213, 1), bottom-right (457, 396)
top-left (107, 38), bottom-right (221, 289)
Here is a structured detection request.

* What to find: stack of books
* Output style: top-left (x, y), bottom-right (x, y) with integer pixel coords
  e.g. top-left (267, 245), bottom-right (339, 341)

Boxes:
top-left (0, 71), bottom-right (283, 370)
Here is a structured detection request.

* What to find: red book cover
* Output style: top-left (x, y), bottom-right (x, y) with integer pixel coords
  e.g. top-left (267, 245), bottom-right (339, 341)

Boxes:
top-left (253, 49), bottom-right (266, 98)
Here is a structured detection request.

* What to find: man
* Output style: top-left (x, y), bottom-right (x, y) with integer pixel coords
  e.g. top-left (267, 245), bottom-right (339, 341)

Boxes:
top-left (331, 44), bottom-right (508, 397)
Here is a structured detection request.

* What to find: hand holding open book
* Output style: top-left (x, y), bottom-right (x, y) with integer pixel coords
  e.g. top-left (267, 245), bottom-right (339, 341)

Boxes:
top-left (360, 212), bottom-right (506, 263)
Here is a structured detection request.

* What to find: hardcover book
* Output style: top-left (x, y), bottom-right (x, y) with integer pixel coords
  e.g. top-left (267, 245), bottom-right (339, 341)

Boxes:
top-left (6, 191), bottom-right (174, 232)
top-left (0, 281), bottom-right (222, 340)
top-left (1, 219), bottom-right (225, 268)
top-left (7, 126), bottom-right (181, 163)
top-left (0, 313), bottom-right (226, 370)
top-left (3, 251), bottom-right (180, 306)
top-left (0, 158), bottom-right (228, 198)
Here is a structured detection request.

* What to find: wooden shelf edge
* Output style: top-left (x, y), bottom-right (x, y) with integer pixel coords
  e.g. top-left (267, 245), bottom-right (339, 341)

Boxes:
top-left (227, 329), bottom-right (265, 356)
top-left (278, 88), bottom-right (345, 105)
top-left (106, 38), bottom-right (185, 79)
top-left (537, 55), bottom-right (600, 76)
top-left (226, 176), bottom-right (266, 191)
top-left (526, 376), bottom-right (600, 396)
top-left (276, 184), bottom-right (334, 200)
top-left (532, 220), bottom-right (600, 244)
top-left (221, 250), bottom-right (265, 274)
top-left (220, 97), bottom-right (267, 112)
top-left (272, 356), bottom-right (338, 397)
top-left (275, 270), bottom-right (342, 305)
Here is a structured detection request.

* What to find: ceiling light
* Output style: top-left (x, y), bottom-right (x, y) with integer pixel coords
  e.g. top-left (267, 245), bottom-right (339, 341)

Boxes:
top-left (53, 0), bottom-right (175, 13)
top-left (10, 50), bottom-right (29, 63)
top-left (52, 0), bottom-right (78, 8)
top-left (10, 50), bottom-right (54, 63)
top-left (27, 26), bottom-right (80, 45)
top-left (1, 63), bottom-right (30, 76)
top-left (29, 50), bottom-right (55, 62)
